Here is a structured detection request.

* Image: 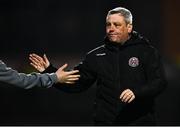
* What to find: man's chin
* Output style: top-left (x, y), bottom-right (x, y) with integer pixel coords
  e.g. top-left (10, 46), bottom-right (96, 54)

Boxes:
top-left (109, 39), bottom-right (119, 43)
top-left (109, 38), bottom-right (117, 42)
top-left (109, 39), bottom-right (123, 44)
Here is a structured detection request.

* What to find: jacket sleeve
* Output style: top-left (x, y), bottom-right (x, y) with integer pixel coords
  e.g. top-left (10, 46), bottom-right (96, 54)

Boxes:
top-left (133, 48), bottom-right (167, 99)
top-left (44, 54), bottom-right (97, 93)
top-left (42, 64), bottom-right (58, 73)
top-left (0, 60), bottom-right (58, 89)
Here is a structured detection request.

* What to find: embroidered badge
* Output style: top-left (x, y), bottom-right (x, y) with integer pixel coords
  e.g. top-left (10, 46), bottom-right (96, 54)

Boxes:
top-left (128, 57), bottom-right (139, 67)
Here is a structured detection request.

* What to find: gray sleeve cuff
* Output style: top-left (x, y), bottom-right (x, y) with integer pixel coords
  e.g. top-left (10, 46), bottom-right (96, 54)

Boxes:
top-left (49, 73), bottom-right (58, 84)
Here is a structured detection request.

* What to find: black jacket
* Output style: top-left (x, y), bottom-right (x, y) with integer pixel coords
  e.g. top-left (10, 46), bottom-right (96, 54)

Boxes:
top-left (44, 31), bottom-right (167, 125)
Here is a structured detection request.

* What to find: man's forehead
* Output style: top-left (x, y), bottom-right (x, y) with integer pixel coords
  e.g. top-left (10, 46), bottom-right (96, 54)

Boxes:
top-left (106, 13), bottom-right (123, 18)
top-left (106, 14), bottom-right (125, 22)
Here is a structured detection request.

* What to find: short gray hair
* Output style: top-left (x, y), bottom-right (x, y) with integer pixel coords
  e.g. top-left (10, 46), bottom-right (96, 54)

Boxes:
top-left (107, 7), bottom-right (133, 25)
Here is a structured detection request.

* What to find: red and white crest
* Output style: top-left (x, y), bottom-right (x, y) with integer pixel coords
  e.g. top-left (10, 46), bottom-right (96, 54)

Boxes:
top-left (128, 57), bottom-right (139, 67)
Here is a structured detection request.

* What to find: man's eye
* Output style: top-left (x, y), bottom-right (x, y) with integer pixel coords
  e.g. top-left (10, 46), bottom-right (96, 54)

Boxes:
top-left (114, 23), bottom-right (121, 27)
top-left (106, 23), bottom-right (111, 26)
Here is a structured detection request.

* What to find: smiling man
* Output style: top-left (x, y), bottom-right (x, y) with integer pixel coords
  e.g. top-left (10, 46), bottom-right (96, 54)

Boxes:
top-left (29, 7), bottom-right (167, 125)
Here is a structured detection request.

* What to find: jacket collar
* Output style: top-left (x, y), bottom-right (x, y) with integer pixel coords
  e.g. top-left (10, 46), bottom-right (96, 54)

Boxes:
top-left (104, 31), bottom-right (150, 51)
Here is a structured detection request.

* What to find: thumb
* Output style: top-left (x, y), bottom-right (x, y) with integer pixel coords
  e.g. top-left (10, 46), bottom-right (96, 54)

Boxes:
top-left (59, 63), bottom-right (68, 71)
top-left (43, 54), bottom-right (49, 63)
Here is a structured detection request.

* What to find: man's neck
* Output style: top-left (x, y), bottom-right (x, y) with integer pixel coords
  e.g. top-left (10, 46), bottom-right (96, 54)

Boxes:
top-left (119, 34), bottom-right (131, 45)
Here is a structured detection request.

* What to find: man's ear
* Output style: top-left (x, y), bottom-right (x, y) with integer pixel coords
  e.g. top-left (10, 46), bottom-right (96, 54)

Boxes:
top-left (127, 24), bottom-right (133, 33)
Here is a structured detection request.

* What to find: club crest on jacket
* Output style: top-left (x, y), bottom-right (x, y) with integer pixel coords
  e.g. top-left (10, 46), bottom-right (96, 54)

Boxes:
top-left (128, 57), bottom-right (139, 67)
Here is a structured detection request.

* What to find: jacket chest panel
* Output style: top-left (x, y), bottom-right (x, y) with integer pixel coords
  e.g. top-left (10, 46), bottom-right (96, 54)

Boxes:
top-left (117, 48), bottom-right (146, 88)
top-left (95, 50), bottom-right (143, 77)
top-left (95, 52), bottom-right (118, 82)
top-left (96, 48), bottom-right (145, 81)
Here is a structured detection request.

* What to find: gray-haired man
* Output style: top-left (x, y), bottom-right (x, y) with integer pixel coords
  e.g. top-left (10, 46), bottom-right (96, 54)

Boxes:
top-left (29, 7), bottom-right (167, 125)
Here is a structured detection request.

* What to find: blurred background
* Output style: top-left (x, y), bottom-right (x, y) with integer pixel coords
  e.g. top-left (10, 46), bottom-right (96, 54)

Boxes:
top-left (0, 0), bottom-right (180, 125)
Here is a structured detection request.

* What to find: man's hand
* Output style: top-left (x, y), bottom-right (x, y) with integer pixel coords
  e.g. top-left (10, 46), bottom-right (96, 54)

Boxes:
top-left (29, 53), bottom-right (50, 72)
top-left (55, 63), bottom-right (80, 84)
top-left (120, 89), bottom-right (135, 103)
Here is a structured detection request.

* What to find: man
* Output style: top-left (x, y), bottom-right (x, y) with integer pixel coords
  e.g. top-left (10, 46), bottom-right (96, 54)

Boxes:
top-left (0, 60), bottom-right (80, 89)
top-left (29, 7), bottom-right (167, 125)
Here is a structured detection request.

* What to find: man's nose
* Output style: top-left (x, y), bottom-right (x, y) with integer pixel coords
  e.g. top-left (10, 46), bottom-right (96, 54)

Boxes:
top-left (109, 24), bottom-right (116, 31)
top-left (109, 27), bottom-right (115, 33)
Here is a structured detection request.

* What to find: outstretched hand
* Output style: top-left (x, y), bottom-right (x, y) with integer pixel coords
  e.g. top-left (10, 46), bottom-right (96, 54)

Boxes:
top-left (55, 63), bottom-right (80, 84)
top-left (29, 53), bottom-right (50, 72)
top-left (29, 53), bottom-right (80, 84)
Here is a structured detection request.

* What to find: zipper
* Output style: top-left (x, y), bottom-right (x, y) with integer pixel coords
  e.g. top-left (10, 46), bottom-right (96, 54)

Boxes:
top-left (115, 47), bottom-right (121, 113)
top-left (116, 47), bottom-right (121, 91)
top-left (116, 47), bottom-right (126, 114)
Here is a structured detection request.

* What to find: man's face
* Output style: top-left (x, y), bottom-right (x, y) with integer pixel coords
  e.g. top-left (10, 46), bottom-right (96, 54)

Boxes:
top-left (106, 13), bottom-right (132, 44)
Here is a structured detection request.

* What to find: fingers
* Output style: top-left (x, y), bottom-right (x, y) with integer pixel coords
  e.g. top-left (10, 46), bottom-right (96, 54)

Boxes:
top-left (59, 63), bottom-right (68, 71)
top-left (30, 62), bottom-right (45, 72)
top-left (67, 75), bottom-right (80, 78)
top-left (128, 95), bottom-right (135, 103)
top-left (65, 74), bottom-right (80, 81)
top-left (30, 62), bottom-right (38, 69)
top-left (57, 76), bottom-right (79, 84)
top-left (120, 89), bottom-right (131, 99)
top-left (30, 53), bottom-right (43, 61)
top-left (120, 89), bottom-right (128, 99)
top-left (57, 64), bottom-right (79, 74)
top-left (56, 64), bottom-right (80, 84)
top-left (123, 94), bottom-right (132, 103)
top-left (29, 53), bottom-right (47, 72)
top-left (58, 63), bottom-right (79, 74)
top-left (43, 54), bottom-right (50, 64)
top-left (65, 74), bottom-right (80, 82)
top-left (29, 54), bottom-right (44, 66)
top-left (120, 89), bottom-right (135, 103)
top-left (66, 70), bottom-right (79, 75)
top-left (29, 57), bottom-right (42, 67)
top-left (67, 78), bottom-right (79, 81)
top-left (65, 81), bottom-right (76, 84)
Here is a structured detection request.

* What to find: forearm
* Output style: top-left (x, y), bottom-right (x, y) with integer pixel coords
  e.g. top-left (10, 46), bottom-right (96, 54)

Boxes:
top-left (133, 78), bottom-right (167, 99)
top-left (0, 60), bottom-right (58, 89)
top-left (42, 64), bottom-right (57, 73)
top-left (133, 49), bottom-right (167, 99)
top-left (43, 55), bottom-right (96, 93)
top-left (53, 77), bottom-right (94, 93)
top-left (42, 64), bottom-right (81, 92)
top-left (54, 63), bottom-right (96, 93)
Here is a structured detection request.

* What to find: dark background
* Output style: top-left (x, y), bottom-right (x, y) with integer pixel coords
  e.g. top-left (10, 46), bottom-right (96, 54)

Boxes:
top-left (0, 0), bottom-right (180, 125)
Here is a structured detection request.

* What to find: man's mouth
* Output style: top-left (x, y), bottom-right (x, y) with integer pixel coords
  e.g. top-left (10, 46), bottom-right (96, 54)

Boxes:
top-left (109, 34), bottom-right (117, 37)
top-left (109, 34), bottom-right (117, 36)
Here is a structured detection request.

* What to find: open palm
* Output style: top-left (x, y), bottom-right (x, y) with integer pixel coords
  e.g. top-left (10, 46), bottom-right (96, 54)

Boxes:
top-left (29, 53), bottom-right (50, 72)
